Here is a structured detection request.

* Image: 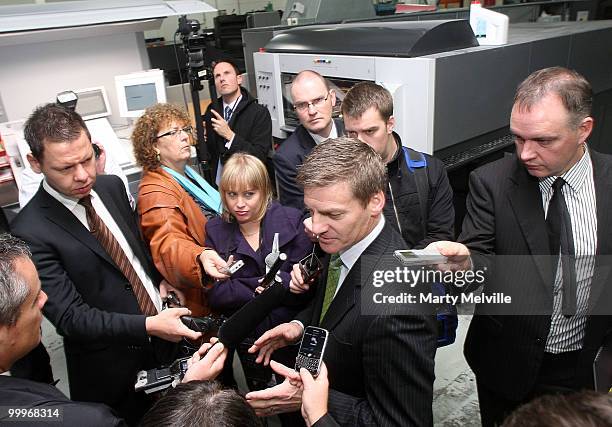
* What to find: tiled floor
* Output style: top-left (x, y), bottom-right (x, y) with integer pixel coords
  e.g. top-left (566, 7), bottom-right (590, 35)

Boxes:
top-left (42, 310), bottom-right (481, 426)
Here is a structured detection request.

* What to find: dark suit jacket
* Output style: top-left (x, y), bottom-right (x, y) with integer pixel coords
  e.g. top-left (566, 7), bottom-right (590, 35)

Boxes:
top-left (312, 413), bottom-right (340, 427)
top-left (296, 222), bottom-right (437, 426)
top-left (273, 119), bottom-right (344, 210)
top-left (203, 87), bottom-right (272, 180)
top-left (460, 150), bottom-right (612, 401)
top-left (11, 175), bottom-right (163, 422)
top-left (0, 375), bottom-right (124, 426)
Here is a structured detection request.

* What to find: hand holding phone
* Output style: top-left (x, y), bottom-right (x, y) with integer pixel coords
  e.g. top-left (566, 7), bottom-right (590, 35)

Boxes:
top-left (220, 259), bottom-right (245, 275)
top-left (295, 326), bottom-right (328, 378)
top-left (394, 249), bottom-right (448, 266)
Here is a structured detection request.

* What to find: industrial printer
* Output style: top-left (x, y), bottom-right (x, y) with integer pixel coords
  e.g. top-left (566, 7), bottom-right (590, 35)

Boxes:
top-left (254, 19), bottom-right (612, 171)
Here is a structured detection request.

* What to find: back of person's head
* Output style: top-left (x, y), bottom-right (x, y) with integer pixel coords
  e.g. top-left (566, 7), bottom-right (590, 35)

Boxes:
top-left (139, 381), bottom-right (262, 427)
top-left (23, 103), bottom-right (91, 161)
top-left (297, 136), bottom-right (387, 207)
top-left (502, 391), bottom-right (612, 427)
top-left (514, 66), bottom-right (592, 129)
top-left (342, 81), bottom-right (394, 122)
top-left (0, 233), bottom-right (32, 326)
top-left (219, 153), bottom-right (273, 223)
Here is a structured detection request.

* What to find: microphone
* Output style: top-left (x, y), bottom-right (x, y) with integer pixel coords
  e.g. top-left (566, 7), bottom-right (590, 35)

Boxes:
top-left (260, 253), bottom-right (287, 290)
top-left (217, 253), bottom-right (288, 347)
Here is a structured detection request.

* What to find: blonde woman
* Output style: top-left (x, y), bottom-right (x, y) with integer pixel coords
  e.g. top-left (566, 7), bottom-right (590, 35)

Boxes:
top-left (205, 153), bottom-right (313, 390)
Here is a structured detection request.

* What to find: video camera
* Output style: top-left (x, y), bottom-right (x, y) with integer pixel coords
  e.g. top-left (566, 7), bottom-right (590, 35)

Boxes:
top-left (177, 16), bottom-right (215, 89)
top-left (175, 15), bottom-right (216, 182)
top-left (135, 356), bottom-right (190, 394)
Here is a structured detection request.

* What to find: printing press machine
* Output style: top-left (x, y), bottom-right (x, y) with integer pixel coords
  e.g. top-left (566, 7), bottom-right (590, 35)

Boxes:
top-left (253, 19), bottom-right (612, 228)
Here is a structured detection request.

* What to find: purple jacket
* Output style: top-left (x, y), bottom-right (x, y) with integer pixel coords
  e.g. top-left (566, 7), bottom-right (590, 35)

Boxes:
top-left (204, 201), bottom-right (314, 338)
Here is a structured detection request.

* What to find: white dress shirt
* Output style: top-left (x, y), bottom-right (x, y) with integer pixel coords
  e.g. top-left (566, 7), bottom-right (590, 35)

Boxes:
top-left (308, 120), bottom-right (338, 145)
top-left (539, 147), bottom-right (597, 353)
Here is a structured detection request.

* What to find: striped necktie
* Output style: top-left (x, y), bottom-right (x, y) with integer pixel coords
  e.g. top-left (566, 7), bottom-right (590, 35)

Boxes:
top-left (79, 196), bottom-right (157, 316)
top-left (224, 106), bottom-right (232, 122)
top-left (320, 253), bottom-right (343, 323)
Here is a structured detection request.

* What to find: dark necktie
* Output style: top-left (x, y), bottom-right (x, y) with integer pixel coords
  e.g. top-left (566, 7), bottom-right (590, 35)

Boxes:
top-left (546, 178), bottom-right (577, 316)
top-left (79, 196), bottom-right (158, 316)
top-left (224, 106), bottom-right (232, 122)
top-left (320, 254), bottom-right (343, 323)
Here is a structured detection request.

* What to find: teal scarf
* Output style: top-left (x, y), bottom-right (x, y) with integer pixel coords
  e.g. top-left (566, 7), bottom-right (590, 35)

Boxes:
top-left (162, 165), bottom-right (222, 215)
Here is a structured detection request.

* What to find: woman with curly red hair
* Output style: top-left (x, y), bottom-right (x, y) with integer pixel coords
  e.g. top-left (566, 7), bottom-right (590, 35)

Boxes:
top-left (133, 103), bottom-right (222, 316)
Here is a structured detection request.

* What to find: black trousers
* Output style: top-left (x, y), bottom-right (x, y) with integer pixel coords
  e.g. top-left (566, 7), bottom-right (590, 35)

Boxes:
top-left (477, 350), bottom-right (582, 427)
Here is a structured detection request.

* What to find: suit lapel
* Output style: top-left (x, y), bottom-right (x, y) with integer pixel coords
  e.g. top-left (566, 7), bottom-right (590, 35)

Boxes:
top-left (507, 160), bottom-right (553, 288)
top-left (587, 151), bottom-right (612, 309)
top-left (298, 126), bottom-right (317, 153)
top-left (320, 224), bottom-right (391, 330)
top-left (95, 184), bottom-right (149, 268)
top-left (319, 259), bottom-right (356, 330)
top-left (38, 188), bottom-right (116, 268)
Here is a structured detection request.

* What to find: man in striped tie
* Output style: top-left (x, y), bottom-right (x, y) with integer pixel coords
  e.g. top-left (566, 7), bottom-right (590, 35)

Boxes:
top-left (11, 104), bottom-right (203, 424)
top-left (245, 137), bottom-right (438, 426)
top-left (428, 67), bottom-right (612, 426)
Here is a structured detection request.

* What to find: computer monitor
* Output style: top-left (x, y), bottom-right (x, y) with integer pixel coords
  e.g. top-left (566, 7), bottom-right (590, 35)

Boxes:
top-left (74, 86), bottom-right (111, 121)
top-left (114, 69), bottom-right (166, 118)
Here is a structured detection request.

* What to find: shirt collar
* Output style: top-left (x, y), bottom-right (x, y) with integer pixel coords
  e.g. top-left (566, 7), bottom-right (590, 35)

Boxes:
top-left (308, 121), bottom-right (338, 145)
top-left (540, 145), bottom-right (591, 194)
top-left (387, 132), bottom-right (402, 164)
top-left (43, 179), bottom-right (80, 212)
top-left (223, 94), bottom-right (242, 113)
top-left (43, 179), bottom-right (100, 213)
top-left (338, 215), bottom-right (385, 271)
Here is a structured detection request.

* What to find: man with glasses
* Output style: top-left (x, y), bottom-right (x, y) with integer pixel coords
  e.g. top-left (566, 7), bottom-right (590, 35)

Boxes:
top-left (273, 70), bottom-right (344, 210)
top-left (204, 59), bottom-right (272, 186)
top-left (11, 103), bottom-right (201, 424)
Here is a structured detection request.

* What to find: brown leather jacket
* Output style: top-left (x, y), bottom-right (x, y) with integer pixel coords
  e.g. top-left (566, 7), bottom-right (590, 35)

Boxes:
top-left (138, 167), bottom-right (210, 316)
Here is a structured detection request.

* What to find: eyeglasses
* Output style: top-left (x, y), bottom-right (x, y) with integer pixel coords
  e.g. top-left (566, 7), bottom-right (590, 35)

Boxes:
top-left (293, 94), bottom-right (329, 112)
top-left (155, 125), bottom-right (194, 140)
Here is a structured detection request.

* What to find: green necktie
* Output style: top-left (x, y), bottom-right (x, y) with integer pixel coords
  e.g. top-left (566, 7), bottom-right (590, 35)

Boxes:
top-left (320, 253), bottom-right (343, 323)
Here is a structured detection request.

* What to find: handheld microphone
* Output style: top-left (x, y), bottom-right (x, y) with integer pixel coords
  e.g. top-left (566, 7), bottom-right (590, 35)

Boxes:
top-left (260, 253), bottom-right (287, 290)
top-left (217, 253), bottom-right (288, 347)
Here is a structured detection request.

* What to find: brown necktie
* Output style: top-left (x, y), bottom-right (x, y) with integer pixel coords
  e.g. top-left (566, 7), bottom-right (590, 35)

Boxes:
top-left (79, 195), bottom-right (157, 316)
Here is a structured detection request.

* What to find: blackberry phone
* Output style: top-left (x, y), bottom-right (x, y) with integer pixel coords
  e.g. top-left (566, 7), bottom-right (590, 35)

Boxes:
top-left (295, 326), bottom-right (328, 378)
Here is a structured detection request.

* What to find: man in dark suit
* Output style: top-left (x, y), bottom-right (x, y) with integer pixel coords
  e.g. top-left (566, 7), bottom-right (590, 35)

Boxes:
top-left (0, 233), bottom-right (229, 426)
top-left (203, 59), bottom-right (272, 185)
top-left (245, 137), bottom-right (438, 426)
top-left (10, 104), bottom-right (201, 424)
top-left (0, 233), bottom-right (123, 426)
top-left (273, 70), bottom-right (344, 210)
top-left (429, 67), bottom-right (612, 426)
